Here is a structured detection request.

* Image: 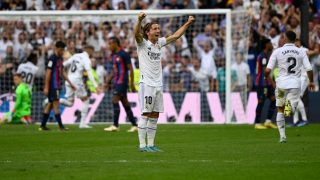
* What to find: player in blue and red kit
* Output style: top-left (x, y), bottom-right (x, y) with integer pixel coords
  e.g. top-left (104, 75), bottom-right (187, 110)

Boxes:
top-left (104, 37), bottom-right (138, 132)
top-left (254, 38), bottom-right (277, 129)
top-left (39, 41), bottom-right (75, 131)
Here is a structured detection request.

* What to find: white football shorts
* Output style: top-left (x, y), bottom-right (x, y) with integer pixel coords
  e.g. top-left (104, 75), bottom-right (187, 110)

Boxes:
top-left (65, 82), bottom-right (88, 99)
top-left (138, 82), bottom-right (164, 113)
top-left (275, 87), bottom-right (300, 111)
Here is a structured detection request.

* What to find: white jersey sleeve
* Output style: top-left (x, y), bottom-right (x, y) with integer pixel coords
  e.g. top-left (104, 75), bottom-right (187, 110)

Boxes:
top-left (63, 56), bottom-right (74, 68)
top-left (302, 51), bottom-right (312, 72)
top-left (267, 49), bottom-right (278, 70)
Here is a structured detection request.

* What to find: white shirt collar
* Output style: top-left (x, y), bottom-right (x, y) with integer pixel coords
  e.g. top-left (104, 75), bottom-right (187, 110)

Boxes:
top-left (284, 43), bottom-right (295, 46)
top-left (147, 39), bottom-right (159, 46)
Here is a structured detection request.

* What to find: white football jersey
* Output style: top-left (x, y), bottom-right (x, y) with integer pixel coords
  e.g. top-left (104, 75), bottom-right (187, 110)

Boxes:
top-left (63, 52), bottom-right (97, 88)
top-left (267, 43), bottom-right (312, 89)
top-left (136, 37), bottom-right (167, 87)
top-left (16, 61), bottom-right (38, 90)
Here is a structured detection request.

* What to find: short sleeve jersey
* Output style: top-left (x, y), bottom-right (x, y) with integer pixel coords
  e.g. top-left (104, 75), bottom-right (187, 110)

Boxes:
top-left (267, 43), bottom-right (312, 89)
top-left (111, 49), bottom-right (131, 85)
top-left (63, 52), bottom-right (92, 83)
top-left (136, 37), bottom-right (167, 87)
top-left (46, 53), bottom-right (63, 89)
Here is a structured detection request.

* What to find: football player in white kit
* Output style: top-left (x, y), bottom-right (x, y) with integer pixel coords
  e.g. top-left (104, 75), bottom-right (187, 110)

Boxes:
top-left (16, 52), bottom-right (39, 91)
top-left (265, 31), bottom-right (315, 143)
top-left (134, 12), bottom-right (195, 152)
top-left (61, 45), bottom-right (101, 128)
top-left (292, 39), bottom-right (309, 127)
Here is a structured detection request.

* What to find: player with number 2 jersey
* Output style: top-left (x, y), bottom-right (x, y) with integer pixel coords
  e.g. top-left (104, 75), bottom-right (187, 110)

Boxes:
top-left (265, 31), bottom-right (315, 143)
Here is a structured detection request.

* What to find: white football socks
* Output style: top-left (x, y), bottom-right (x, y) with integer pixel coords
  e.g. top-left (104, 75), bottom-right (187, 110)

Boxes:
top-left (59, 98), bottom-right (73, 107)
top-left (147, 118), bottom-right (158, 147)
top-left (293, 99), bottom-right (307, 124)
top-left (276, 112), bottom-right (286, 139)
top-left (80, 99), bottom-right (89, 127)
top-left (138, 116), bottom-right (148, 148)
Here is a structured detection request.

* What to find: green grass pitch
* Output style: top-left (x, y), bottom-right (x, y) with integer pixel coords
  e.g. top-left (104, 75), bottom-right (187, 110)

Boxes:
top-left (0, 124), bottom-right (320, 180)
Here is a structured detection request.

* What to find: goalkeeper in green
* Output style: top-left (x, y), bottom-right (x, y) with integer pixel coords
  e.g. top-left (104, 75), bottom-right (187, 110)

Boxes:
top-left (0, 73), bottom-right (32, 124)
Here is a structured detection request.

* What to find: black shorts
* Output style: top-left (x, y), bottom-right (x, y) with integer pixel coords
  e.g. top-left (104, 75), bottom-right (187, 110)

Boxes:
top-left (48, 88), bottom-right (60, 103)
top-left (256, 85), bottom-right (275, 101)
top-left (113, 84), bottom-right (128, 97)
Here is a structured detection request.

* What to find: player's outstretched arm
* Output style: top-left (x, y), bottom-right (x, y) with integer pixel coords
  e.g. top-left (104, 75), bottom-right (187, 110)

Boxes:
top-left (165, 16), bottom-right (195, 45)
top-left (134, 12), bottom-right (146, 44)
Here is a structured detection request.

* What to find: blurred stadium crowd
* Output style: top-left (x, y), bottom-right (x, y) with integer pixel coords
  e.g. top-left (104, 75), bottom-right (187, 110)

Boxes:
top-left (0, 0), bottom-right (320, 95)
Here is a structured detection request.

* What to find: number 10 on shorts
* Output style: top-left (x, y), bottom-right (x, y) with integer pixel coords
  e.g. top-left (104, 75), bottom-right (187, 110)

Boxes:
top-left (145, 96), bottom-right (152, 104)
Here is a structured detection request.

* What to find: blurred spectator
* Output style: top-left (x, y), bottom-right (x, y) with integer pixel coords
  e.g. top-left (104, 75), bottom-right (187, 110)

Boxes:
top-left (0, 31), bottom-right (14, 60)
top-left (112, 0), bottom-right (129, 10)
top-left (268, 26), bottom-right (281, 49)
top-left (0, 46), bottom-right (17, 92)
top-left (193, 38), bottom-right (217, 91)
top-left (246, 38), bottom-right (258, 90)
top-left (216, 60), bottom-right (238, 107)
top-left (87, 23), bottom-right (100, 51)
top-left (232, 52), bottom-right (250, 104)
top-left (172, 37), bottom-right (192, 58)
top-left (162, 59), bottom-right (172, 92)
top-left (180, 56), bottom-right (193, 91)
top-left (26, 0), bottom-right (43, 10)
top-left (189, 57), bottom-right (209, 92)
top-left (14, 32), bottom-right (33, 63)
top-left (91, 57), bottom-right (107, 88)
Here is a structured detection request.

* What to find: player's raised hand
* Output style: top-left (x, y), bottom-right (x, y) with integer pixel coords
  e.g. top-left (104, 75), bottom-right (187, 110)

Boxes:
top-left (188, 16), bottom-right (195, 23)
top-left (138, 12), bottom-right (146, 21)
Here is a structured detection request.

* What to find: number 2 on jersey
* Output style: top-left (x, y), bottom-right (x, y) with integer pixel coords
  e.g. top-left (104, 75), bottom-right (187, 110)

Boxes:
top-left (287, 57), bottom-right (297, 74)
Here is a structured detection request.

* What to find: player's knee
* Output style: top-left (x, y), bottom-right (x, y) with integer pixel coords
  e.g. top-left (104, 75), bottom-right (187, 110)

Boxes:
top-left (150, 112), bottom-right (159, 118)
top-left (80, 96), bottom-right (89, 102)
top-left (142, 112), bottom-right (152, 118)
top-left (112, 96), bottom-right (120, 103)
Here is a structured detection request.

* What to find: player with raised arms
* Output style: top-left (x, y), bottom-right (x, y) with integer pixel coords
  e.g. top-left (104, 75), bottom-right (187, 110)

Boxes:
top-left (265, 31), bottom-right (315, 143)
top-left (134, 12), bottom-right (195, 152)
